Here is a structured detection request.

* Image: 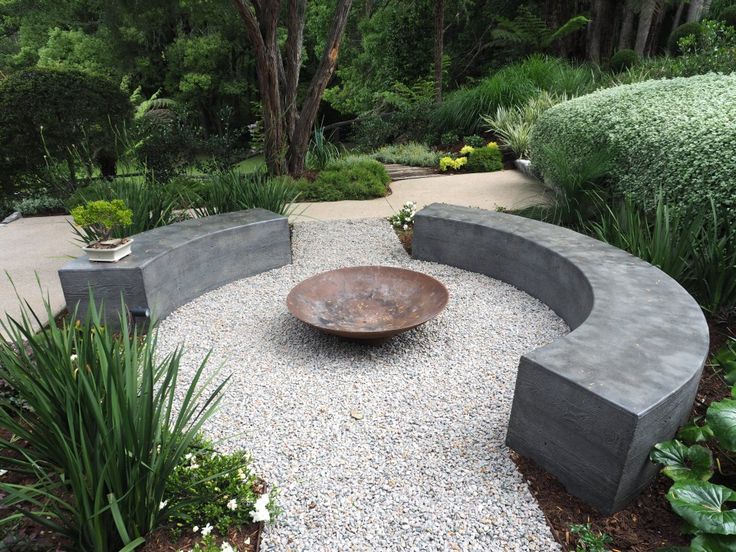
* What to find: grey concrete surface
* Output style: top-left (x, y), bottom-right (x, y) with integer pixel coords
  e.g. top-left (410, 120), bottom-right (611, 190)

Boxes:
top-left (0, 215), bottom-right (79, 337)
top-left (291, 170), bottom-right (548, 222)
top-left (59, 209), bottom-right (291, 328)
top-left (412, 203), bottom-right (710, 513)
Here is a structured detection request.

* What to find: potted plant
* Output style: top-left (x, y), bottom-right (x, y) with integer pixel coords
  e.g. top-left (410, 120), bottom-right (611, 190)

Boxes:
top-left (70, 199), bottom-right (134, 262)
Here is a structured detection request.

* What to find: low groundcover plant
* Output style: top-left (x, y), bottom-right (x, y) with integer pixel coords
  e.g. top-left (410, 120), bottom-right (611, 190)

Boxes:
top-left (389, 201), bottom-right (417, 230)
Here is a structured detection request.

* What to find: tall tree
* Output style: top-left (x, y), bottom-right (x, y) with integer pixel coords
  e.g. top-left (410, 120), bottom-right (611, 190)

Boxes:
top-left (687, 0), bottom-right (705, 21)
top-left (434, 0), bottom-right (445, 103)
top-left (231, 0), bottom-right (353, 175)
top-left (671, 0), bottom-right (686, 35)
top-left (587, 0), bottom-right (608, 62)
top-left (618, 0), bottom-right (637, 50)
top-left (635, 0), bottom-right (657, 55)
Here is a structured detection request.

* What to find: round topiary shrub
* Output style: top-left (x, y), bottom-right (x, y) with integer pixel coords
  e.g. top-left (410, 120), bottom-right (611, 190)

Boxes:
top-left (529, 73), bottom-right (736, 215)
top-left (0, 68), bottom-right (132, 193)
top-left (668, 21), bottom-right (703, 54)
top-left (465, 145), bottom-right (503, 173)
top-left (719, 5), bottom-right (736, 27)
top-left (609, 49), bottom-right (639, 73)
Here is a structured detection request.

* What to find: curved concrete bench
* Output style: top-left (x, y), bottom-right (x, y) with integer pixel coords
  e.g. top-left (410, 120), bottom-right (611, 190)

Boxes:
top-left (412, 203), bottom-right (709, 513)
top-left (59, 209), bottom-right (291, 327)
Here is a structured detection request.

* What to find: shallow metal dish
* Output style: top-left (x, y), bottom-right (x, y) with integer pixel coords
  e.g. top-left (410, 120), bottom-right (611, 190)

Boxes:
top-left (286, 266), bottom-right (449, 340)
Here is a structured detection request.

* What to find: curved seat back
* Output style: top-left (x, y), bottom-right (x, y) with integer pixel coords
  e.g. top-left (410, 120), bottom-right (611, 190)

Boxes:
top-left (59, 209), bottom-right (291, 327)
top-left (413, 203), bottom-right (709, 513)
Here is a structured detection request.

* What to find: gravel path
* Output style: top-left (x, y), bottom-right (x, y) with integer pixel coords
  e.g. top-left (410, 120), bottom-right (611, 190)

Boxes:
top-left (157, 219), bottom-right (568, 551)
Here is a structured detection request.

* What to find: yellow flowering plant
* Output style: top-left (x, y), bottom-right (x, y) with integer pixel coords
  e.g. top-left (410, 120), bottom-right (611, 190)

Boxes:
top-left (459, 145), bottom-right (475, 155)
top-left (439, 156), bottom-right (468, 171)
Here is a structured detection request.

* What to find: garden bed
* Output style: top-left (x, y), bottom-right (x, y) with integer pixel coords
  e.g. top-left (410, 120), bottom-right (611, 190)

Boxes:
top-left (514, 319), bottom-right (734, 551)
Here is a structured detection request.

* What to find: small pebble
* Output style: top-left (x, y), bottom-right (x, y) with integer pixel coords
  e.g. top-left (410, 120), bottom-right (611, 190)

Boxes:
top-left (158, 219), bottom-right (568, 551)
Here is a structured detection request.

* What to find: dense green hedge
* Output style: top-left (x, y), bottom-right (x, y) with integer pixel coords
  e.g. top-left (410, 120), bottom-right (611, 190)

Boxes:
top-left (430, 55), bottom-right (598, 136)
top-left (529, 73), bottom-right (736, 214)
top-left (296, 157), bottom-right (390, 202)
top-left (0, 68), bottom-right (131, 193)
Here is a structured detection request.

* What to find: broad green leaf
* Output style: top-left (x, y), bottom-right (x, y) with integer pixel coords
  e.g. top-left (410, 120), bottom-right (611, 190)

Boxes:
top-left (679, 418), bottom-right (715, 443)
top-left (691, 533), bottom-right (736, 552)
top-left (650, 440), bottom-right (713, 482)
top-left (667, 481), bottom-right (736, 535)
top-left (708, 400), bottom-right (736, 451)
top-left (713, 345), bottom-right (736, 386)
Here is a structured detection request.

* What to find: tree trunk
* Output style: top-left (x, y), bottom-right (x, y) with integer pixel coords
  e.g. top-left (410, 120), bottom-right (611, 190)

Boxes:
top-left (233, 0), bottom-right (353, 176)
top-left (687, 0), bottom-right (704, 22)
top-left (284, 0), bottom-right (307, 140)
top-left (618, 1), bottom-right (636, 50)
top-left (587, 0), bottom-right (604, 62)
top-left (635, 0), bottom-right (657, 56)
top-left (434, 0), bottom-right (445, 103)
top-left (287, 0), bottom-right (353, 175)
top-left (703, 0), bottom-right (713, 17)
top-left (671, 1), bottom-right (685, 35)
top-left (647, 2), bottom-right (666, 56)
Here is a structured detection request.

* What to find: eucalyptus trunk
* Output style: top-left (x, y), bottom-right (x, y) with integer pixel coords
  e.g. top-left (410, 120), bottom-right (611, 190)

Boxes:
top-left (687, 0), bottom-right (704, 22)
top-left (434, 0), bottom-right (445, 103)
top-left (671, 1), bottom-right (686, 35)
top-left (232, 0), bottom-right (353, 176)
top-left (618, 1), bottom-right (636, 50)
top-left (635, 0), bottom-right (657, 56)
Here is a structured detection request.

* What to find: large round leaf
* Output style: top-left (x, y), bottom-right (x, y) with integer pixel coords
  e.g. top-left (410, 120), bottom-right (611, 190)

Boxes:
top-left (707, 399), bottom-right (736, 451)
top-left (691, 533), bottom-right (736, 552)
top-left (667, 481), bottom-right (736, 535)
top-left (651, 440), bottom-right (713, 482)
top-left (678, 417), bottom-right (715, 444)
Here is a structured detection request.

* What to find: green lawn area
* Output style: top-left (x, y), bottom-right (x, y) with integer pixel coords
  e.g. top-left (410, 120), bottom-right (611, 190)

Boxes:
top-left (233, 155), bottom-right (266, 174)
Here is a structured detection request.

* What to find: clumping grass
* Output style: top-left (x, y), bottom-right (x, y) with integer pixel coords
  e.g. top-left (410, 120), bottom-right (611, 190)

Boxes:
top-left (432, 55), bottom-right (597, 135)
top-left (194, 170), bottom-right (301, 218)
top-left (0, 297), bottom-right (227, 551)
top-left (372, 143), bottom-right (440, 168)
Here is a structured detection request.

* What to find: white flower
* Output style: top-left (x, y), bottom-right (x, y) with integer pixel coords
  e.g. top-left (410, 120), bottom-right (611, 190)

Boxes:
top-left (201, 523), bottom-right (213, 537)
top-left (250, 494), bottom-right (270, 522)
top-left (184, 453), bottom-right (194, 461)
top-left (403, 224), bottom-right (408, 230)
top-left (227, 498), bottom-right (237, 511)
top-left (0, 469), bottom-right (7, 477)
top-left (70, 354), bottom-right (78, 363)
top-left (220, 543), bottom-right (235, 552)
top-left (192, 525), bottom-right (199, 533)
top-left (159, 500), bottom-right (168, 510)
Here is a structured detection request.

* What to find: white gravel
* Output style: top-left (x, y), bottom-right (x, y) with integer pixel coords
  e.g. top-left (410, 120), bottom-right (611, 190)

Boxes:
top-left (157, 219), bottom-right (568, 552)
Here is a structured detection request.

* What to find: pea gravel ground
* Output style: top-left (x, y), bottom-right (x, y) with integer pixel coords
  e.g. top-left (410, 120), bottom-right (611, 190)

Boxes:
top-left (157, 219), bottom-right (568, 552)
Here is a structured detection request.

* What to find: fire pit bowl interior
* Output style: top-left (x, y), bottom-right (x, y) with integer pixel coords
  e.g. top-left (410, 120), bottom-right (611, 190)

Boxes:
top-left (286, 266), bottom-right (449, 340)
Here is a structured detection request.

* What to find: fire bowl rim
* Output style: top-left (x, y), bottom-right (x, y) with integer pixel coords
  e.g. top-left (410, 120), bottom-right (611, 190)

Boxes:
top-left (286, 265), bottom-right (449, 340)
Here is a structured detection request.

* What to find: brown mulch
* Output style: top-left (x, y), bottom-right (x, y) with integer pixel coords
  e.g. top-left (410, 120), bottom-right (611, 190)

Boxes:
top-left (394, 227), bottom-right (413, 255)
top-left (514, 319), bottom-right (735, 551)
top-left (140, 525), bottom-right (261, 552)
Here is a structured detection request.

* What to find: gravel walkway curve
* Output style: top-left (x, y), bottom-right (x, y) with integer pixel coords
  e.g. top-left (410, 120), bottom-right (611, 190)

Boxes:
top-left (157, 219), bottom-right (568, 551)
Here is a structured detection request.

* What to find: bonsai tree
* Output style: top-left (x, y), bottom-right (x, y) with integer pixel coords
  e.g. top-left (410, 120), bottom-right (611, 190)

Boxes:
top-left (71, 199), bottom-right (133, 246)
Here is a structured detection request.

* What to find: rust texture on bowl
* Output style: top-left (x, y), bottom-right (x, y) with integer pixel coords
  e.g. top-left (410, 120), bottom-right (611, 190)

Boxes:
top-left (286, 266), bottom-right (449, 340)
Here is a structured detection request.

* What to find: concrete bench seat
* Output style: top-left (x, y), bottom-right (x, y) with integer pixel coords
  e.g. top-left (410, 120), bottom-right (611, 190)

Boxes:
top-left (59, 209), bottom-right (291, 327)
top-left (412, 203), bottom-right (709, 513)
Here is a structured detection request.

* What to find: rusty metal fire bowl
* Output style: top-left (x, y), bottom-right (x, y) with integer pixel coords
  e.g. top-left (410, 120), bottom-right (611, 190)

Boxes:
top-left (286, 266), bottom-right (449, 340)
